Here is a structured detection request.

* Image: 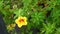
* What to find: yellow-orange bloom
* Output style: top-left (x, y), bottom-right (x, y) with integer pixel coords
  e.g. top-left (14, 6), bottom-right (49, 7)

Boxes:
top-left (15, 16), bottom-right (27, 28)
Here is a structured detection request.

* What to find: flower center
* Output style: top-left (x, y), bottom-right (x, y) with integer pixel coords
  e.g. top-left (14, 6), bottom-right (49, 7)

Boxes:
top-left (19, 19), bottom-right (24, 22)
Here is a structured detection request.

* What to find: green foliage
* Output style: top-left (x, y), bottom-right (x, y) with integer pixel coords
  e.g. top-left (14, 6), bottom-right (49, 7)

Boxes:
top-left (0, 0), bottom-right (60, 34)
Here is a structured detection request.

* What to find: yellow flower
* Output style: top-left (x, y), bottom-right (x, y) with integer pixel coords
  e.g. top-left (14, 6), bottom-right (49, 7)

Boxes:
top-left (15, 16), bottom-right (27, 28)
top-left (7, 23), bottom-right (16, 31)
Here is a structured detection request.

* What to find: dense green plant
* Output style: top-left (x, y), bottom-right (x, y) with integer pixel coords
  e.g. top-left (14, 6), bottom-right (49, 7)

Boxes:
top-left (0, 0), bottom-right (60, 34)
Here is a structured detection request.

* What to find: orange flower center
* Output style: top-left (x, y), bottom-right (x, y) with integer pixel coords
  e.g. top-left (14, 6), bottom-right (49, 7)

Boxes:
top-left (19, 19), bottom-right (24, 22)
